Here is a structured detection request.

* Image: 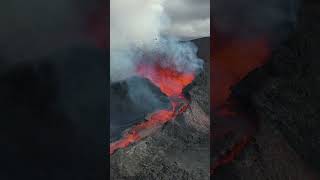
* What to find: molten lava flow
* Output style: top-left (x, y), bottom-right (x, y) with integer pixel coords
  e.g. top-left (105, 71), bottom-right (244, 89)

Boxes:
top-left (211, 135), bottom-right (252, 175)
top-left (137, 64), bottom-right (195, 97)
top-left (212, 35), bottom-right (270, 172)
top-left (110, 63), bottom-right (195, 154)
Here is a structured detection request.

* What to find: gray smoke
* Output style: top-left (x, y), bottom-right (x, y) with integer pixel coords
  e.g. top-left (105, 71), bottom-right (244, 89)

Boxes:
top-left (110, 0), bottom-right (208, 142)
top-left (110, 0), bottom-right (205, 82)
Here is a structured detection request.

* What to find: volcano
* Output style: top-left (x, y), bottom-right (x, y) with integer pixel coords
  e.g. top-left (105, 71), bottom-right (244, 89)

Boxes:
top-left (110, 77), bottom-right (170, 142)
top-left (110, 37), bottom-right (210, 179)
top-left (110, 63), bottom-right (194, 154)
top-left (212, 0), bottom-right (320, 179)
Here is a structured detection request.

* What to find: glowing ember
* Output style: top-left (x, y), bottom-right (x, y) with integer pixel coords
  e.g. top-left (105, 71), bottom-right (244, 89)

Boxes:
top-left (110, 63), bottom-right (195, 154)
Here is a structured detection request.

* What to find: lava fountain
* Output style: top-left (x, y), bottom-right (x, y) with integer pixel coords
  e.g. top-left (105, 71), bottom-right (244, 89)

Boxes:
top-left (110, 63), bottom-right (195, 154)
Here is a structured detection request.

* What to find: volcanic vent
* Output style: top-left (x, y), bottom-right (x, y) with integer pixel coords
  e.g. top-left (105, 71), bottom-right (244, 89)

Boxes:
top-left (110, 38), bottom-right (210, 179)
top-left (110, 61), bottom-right (196, 154)
top-left (110, 0), bottom-right (209, 178)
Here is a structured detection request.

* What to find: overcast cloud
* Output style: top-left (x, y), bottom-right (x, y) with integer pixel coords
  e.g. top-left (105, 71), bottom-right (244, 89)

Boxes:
top-left (164, 0), bottom-right (210, 39)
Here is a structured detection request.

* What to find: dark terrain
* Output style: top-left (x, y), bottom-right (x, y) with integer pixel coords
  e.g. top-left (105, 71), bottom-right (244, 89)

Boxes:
top-left (214, 0), bottom-right (320, 179)
top-left (110, 37), bottom-right (210, 180)
top-left (110, 77), bottom-right (170, 142)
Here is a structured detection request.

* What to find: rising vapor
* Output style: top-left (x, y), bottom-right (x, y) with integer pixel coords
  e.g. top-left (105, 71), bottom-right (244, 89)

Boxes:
top-left (110, 0), bottom-right (203, 82)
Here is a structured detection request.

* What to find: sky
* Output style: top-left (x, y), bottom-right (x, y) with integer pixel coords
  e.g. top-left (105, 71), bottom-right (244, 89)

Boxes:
top-left (164, 0), bottom-right (210, 39)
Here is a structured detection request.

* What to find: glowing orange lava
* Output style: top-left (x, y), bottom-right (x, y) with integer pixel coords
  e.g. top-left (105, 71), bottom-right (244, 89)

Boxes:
top-left (137, 64), bottom-right (195, 97)
top-left (110, 63), bottom-right (195, 154)
top-left (211, 34), bottom-right (271, 173)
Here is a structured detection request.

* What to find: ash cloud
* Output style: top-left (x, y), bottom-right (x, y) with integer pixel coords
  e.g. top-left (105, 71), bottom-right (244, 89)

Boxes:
top-left (110, 0), bottom-right (208, 141)
top-left (110, 0), bottom-right (168, 82)
top-left (110, 0), bottom-right (206, 82)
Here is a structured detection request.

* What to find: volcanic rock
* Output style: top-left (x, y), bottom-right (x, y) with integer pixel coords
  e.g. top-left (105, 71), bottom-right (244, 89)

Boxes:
top-left (110, 37), bottom-right (210, 180)
top-left (214, 1), bottom-right (320, 179)
top-left (110, 77), bottom-right (170, 142)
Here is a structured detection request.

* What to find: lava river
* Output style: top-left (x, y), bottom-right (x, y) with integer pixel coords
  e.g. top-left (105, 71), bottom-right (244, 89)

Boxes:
top-left (110, 63), bottom-right (195, 154)
top-left (212, 34), bottom-right (270, 172)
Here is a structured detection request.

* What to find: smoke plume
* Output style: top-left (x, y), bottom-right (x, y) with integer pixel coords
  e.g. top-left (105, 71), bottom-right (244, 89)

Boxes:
top-left (110, 0), bottom-right (206, 142)
top-left (110, 0), bottom-right (203, 82)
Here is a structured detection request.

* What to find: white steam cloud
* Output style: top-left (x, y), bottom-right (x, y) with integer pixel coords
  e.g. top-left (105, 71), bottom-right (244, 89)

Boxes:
top-left (110, 0), bottom-right (203, 82)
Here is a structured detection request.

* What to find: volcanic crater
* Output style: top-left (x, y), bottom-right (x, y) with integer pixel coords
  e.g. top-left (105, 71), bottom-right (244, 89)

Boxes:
top-left (110, 37), bottom-right (210, 180)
